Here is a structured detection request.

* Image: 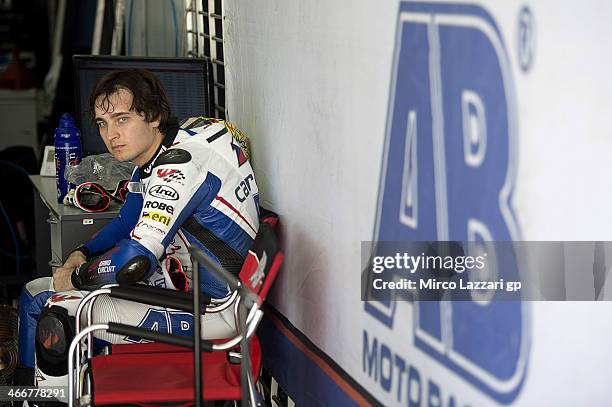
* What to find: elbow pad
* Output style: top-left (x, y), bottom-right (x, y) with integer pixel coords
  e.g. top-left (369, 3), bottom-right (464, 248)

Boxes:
top-left (71, 239), bottom-right (157, 291)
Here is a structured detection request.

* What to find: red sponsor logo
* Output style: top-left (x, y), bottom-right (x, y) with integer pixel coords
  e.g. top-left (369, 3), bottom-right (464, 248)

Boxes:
top-left (157, 168), bottom-right (178, 177)
top-left (49, 294), bottom-right (82, 303)
top-left (156, 168), bottom-right (186, 185)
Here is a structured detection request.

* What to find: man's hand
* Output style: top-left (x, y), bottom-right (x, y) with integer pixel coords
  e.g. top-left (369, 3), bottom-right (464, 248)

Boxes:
top-left (63, 250), bottom-right (87, 270)
top-left (53, 266), bottom-right (76, 291)
top-left (52, 250), bottom-right (87, 291)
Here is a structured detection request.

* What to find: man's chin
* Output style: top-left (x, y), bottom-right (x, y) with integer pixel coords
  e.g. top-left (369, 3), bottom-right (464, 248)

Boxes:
top-left (109, 151), bottom-right (132, 162)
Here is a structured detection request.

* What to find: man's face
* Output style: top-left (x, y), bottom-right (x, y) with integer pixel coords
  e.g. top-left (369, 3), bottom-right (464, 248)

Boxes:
top-left (94, 88), bottom-right (161, 166)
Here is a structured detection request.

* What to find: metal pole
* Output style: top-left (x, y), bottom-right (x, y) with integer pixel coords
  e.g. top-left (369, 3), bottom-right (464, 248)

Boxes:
top-left (240, 301), bottom-right (261, 406)
top-left (91, 0), bottom-right (105, 54)
top-left (193, 256), bottom-right (202, 407)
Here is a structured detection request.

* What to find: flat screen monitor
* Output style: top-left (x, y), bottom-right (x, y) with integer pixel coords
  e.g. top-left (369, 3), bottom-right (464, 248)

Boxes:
top-left (73, 55), bottom-right (211, 156)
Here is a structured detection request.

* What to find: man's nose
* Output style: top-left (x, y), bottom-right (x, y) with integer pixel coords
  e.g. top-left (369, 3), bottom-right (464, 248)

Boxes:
top-left (106, 123), bottom-right (120, 140)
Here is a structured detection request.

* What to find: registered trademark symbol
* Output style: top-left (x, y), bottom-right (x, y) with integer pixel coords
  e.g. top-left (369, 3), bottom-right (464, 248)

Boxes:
top-left (517, 5), bottom-right (535, 72)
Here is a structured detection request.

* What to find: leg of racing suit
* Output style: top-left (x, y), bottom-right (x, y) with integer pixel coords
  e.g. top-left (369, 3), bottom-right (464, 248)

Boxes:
top-left (23, 239), bottom-right (237, 393)
top-left (34, 291), bottom-right (84, 394)
top-left (34, 288), bottom-right (237, 392)
top-left (18, 277), bottom-right (55, 374)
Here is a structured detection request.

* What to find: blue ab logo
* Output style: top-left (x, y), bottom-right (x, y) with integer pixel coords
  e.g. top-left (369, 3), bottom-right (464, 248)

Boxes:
top-left (126, 309), bottom-right (193, 343)
top-left (365, 2), bottom-right (530, 403)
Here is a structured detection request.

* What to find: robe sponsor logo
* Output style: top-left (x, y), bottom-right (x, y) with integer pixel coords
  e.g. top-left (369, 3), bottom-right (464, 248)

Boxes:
top-left (144, 200), bottom-right (174, 214)
top-left (143, 211), bottom-right (172, 226)
top-left (149, 184), bottom-right (179, 200)
top-left (363, 2), bottom-right (528, 404)
top-left (157, 168), bottom-right (186, 185)
top-left (235, 173), bottom-right (255, 202)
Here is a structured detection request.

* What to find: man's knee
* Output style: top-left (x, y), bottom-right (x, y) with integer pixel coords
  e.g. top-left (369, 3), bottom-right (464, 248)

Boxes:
top-left (20, 277), bottom-right (55, 318)
top-left (19, 277), bottom-right (54, 368)
top-left (35, 306), bottom-right (75, 377)
top-left (23, 277), bottom-right (53, 297)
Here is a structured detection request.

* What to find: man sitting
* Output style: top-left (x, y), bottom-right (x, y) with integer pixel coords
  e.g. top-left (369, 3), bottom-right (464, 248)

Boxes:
top-left (18, 68), bottom-right (261, 390)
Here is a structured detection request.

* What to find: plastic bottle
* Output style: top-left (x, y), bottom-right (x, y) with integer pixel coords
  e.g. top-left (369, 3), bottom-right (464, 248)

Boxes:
top-left (54, 113), bottom-right (82, 203)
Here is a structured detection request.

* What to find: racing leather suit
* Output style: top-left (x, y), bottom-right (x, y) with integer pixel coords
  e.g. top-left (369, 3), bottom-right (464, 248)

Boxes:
top-left (18, 118), bottom-right (260, 388)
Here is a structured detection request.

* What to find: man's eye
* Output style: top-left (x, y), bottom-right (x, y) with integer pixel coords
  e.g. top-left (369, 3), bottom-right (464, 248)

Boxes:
top-left (118, 116), bottom-right (128, 124)
top-left (97, 122), bottom-right (105, 128)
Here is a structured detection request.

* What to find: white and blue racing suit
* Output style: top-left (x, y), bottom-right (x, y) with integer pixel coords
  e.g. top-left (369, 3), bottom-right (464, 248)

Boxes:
top-left (18, 118), bottom-right (260, 387)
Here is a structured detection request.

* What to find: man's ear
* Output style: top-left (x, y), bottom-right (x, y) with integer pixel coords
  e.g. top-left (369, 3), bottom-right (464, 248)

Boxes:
top-left (149, 117), bottom-right (161, 130)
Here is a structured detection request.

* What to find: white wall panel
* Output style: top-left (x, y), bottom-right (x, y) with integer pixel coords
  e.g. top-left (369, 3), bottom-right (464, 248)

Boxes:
top-left (224, 1), bottom-right (612, 404)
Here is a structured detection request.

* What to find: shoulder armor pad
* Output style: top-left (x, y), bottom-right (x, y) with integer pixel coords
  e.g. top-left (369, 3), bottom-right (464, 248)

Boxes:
top-left (153, 149), bottom-right (192, 168)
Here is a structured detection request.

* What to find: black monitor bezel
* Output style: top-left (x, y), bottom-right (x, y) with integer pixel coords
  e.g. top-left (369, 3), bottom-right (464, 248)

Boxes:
top-left (72, 55), bottom-right (213, 156)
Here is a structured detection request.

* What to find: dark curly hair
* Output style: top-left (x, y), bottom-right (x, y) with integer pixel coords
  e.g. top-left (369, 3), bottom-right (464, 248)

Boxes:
top-left (88, 68), bottom-right (172, 134)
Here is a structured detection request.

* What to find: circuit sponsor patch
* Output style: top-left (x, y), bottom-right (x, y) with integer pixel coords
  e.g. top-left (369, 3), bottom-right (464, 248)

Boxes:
top-left (81, 246), bottom-right (120, 277)
top-left (97, 259), bottom-right (116, 274)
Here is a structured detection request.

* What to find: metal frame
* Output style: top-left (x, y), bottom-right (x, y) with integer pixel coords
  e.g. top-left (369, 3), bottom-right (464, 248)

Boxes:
top-left (67, 308), bottom-right (263, 406)
top-left (186, 0), bottom-right (226, 119)
top-left (68, 280), bottom-right (263, 406)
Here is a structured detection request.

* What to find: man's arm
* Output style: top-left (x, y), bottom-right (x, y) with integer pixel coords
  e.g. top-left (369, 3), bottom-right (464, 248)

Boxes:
top-left (63, 250), bottom-right (87, 269)
top-left (53, 172), bottom-right (143, 291)
top-left (70, 239), bottom-right (157, 289)
top-left (66, 147), bottom-right (218, 291)
top-left (80, 172), bottom-right (144, 256)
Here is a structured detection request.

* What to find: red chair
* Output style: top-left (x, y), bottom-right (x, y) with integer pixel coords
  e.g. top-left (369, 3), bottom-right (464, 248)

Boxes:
top-left (68, 221), bottom-right (283, 406)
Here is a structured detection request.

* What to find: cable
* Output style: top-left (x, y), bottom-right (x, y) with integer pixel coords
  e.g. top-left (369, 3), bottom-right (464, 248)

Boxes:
top-left (0, 249), bottom-right (30, 259)
top-left (0, 160), bottom-right (34, 273)
top-left (169, 0), bottom-right (179, 56)
top-left (0, 200), bottom-right (19, 277)
top-left (144, 0), bottom-right (148, 55)
top-left (0, 160), bottom-right (33, 181)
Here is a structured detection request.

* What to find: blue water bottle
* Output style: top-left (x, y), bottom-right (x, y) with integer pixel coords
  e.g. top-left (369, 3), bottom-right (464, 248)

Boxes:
top-left (54, 113), bottom-right (82, 203)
